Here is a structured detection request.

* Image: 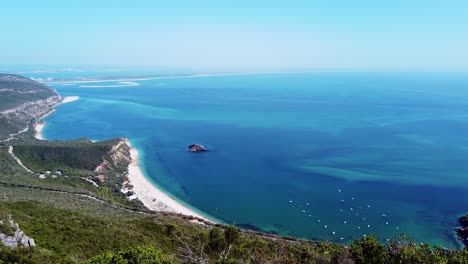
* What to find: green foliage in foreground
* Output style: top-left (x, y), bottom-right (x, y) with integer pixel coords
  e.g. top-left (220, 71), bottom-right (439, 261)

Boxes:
top-left (1, 199), bottom-right (468, 264)
top-left (83, 246), bottom-right (176, 264)
top-left (350, 235), bottom-right (468, 264)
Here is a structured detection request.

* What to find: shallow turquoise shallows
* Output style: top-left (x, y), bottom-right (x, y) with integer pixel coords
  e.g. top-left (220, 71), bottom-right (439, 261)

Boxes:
top-left (42, 72), bottom-right (468, 248)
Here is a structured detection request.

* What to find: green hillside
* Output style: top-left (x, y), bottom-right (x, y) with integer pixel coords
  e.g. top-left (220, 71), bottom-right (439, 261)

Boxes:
top-left (0, 74), bottom-right (58, 111)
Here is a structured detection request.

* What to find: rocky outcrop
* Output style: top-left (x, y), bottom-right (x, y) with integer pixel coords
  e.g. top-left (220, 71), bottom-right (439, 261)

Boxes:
top-left (0, 217), bottom-right (36, 248)
top-left (455, 215), bottom-right (468, 247)
top-left (188, 144), bottom-right (208, 152)
top-left (91, 138), bottom-right (132, 185)
top-left (95, 138), bottom-right (132, 174)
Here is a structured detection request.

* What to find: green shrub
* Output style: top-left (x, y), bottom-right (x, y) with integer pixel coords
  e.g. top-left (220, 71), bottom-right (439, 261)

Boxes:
top-left (83, 246), bottom-right (176, 264)
top-left (351, 236), bottom-right (389, 264)
top-left (208, 227), bottom-right (227, 252)
top-left (224, 225), bottom-right (240, 245)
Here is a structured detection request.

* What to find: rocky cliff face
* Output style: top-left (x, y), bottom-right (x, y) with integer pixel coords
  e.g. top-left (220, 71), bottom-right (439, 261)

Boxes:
top-left (91, 138), bottom-right (132, 186)
top-left (95, 138), bottom-right (132, 173)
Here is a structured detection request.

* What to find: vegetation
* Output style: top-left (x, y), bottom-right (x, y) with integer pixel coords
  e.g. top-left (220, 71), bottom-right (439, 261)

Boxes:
top-left (0, 73), bottom-right (57, 111)
top-left (84, 246), bottom-right (176, 264)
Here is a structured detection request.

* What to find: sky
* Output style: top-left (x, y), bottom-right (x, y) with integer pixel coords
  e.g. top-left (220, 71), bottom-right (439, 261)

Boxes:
top-left (1, 0), bottom-right (468, 71)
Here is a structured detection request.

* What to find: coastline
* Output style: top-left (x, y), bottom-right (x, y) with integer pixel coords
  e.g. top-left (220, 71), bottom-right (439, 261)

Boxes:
top-left (36, 71), bottom-right (292, 85)
top-left (32, 92), bottom-right (214, 224)
top-left (34, 96), bottom-right (80, 140)
top-left (126, 140), bottom-right (214, 223)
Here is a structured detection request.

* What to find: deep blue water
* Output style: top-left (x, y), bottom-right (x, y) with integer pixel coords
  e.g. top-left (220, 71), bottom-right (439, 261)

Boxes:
top-left (41, 72), bottom-right (468, 248)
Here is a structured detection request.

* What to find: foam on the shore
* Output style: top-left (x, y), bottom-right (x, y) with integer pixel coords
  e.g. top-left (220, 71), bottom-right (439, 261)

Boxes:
top-left (34, 96), bottom-right (80, 140)
top-left (126, 141), bottom-right (213, 223)
top-left (79, 82), bottom-right (140, 88)
top-left (62, 96), bottom-right (80, 103)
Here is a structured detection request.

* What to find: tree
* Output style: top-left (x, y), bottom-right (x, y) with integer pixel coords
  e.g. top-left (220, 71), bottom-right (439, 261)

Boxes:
top-left (351, 236), bottom-right (389, 264)
top-left (224, 225), bottom-right (240, 245)
top-left (208, 227), bottom-right (227, 252)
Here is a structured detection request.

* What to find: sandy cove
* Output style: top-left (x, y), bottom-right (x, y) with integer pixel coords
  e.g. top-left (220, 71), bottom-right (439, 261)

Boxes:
top-left (34, 96), bottom-right (80, 140)
top-left (32, 94), bottom-right (212, 223)
top-left (126, 141), bottom-right (213, 223)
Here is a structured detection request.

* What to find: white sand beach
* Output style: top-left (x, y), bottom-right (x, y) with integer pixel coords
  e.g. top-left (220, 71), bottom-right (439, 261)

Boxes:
top-left (79, 81), bottom-right (141, 88)
top-left (34, 123), bottom-right (46, 140)
top-left (126, 141), bottom-right (212, 223)
top-left (38, 72), bottom-right (290, 85)
top-left (34, 96), bottom-right (80, 140)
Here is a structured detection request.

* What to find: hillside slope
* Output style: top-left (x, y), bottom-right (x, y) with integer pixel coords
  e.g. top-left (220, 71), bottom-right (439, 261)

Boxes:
top-left (0, 74), bottom-right (62, 142)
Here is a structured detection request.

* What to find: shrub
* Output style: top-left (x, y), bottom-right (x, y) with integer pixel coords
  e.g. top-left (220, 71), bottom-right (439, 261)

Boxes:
top-left (351, 236), bottom-right (389, 264)
top-left (83, 246), bottom-right (176, 264)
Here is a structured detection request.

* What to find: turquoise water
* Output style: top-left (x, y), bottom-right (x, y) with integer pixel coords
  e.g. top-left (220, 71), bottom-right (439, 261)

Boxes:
top-left (42, 72), bottom-right (468, 248)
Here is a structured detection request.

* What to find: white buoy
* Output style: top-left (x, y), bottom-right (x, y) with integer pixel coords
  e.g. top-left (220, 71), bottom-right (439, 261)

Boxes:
top-left (332, 231), bottom-right (336, 235)
top-left (289, 200), bottom-right (292, 203)
top-left (324, 225), bottom-right (328, 228)
top-left (338, 189), bottom-right (342, 192)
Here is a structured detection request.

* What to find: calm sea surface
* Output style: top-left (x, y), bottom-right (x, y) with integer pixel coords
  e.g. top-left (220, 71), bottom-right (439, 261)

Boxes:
top-left (41, 72), bottom-right (468, 248)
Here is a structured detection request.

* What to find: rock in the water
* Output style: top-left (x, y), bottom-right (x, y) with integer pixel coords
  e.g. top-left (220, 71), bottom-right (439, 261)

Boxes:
top-left (188, 144), bottom-right (208, 152)
top-left (455, 215), bottom-right (468, 247)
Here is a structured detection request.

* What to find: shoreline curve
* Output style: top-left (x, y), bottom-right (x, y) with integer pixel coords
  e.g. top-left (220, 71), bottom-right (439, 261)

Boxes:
top-left (126, 140), bottom-right (215, 223)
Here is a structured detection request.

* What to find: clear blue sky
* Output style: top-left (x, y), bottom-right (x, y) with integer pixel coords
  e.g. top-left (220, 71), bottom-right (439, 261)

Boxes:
top-left (1, 0), bottom-right (467, 71)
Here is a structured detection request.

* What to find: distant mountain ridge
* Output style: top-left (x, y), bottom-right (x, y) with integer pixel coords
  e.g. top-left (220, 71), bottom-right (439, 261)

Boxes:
top-left (0, 73), bottom-right (62, 142)
top-left (0, 73), bottom-right (59, 111)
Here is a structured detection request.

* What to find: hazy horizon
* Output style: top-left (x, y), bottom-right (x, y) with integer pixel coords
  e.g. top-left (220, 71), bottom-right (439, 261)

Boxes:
top-left (2, 1), bottom-right (468, 71)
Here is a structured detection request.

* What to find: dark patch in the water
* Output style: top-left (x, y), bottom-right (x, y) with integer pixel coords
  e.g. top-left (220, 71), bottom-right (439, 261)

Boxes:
top-left (273, 223), bottom-right (286, 229)
top-left (236, 223), bottom-right (279, 235)
top-left (236, 223), bottom-right (262, 232)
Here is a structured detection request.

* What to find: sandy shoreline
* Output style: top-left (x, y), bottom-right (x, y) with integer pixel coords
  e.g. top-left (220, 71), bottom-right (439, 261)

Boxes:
top-left (37, 72), bottom-right (290, 85)
top-left (34, 96), bottom-right (80, 140)
top-left (32, 93), bottom-right (213, 223)
top-left (126, 141), bottom-right (212, 223)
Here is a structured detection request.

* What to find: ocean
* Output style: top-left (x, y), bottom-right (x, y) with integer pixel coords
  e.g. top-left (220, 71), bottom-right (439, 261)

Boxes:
top-left (39, 72), bottom-right (468, 248)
